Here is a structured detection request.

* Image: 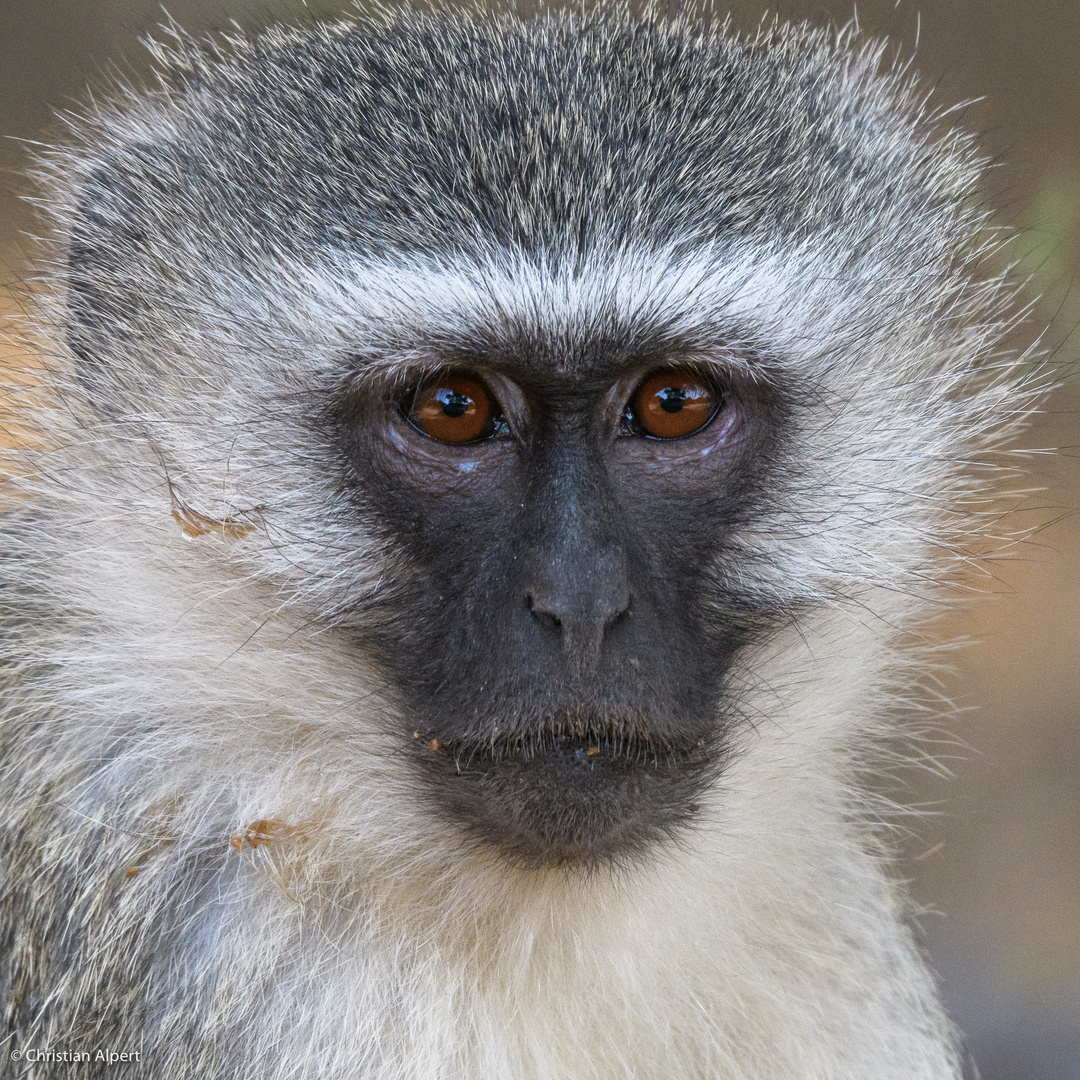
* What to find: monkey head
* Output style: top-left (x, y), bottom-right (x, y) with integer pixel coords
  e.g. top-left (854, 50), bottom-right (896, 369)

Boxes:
top-left (55, 13), bottom-right (1020, 874)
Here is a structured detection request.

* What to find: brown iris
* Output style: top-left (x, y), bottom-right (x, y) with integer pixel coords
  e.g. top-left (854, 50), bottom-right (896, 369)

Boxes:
top-left (630, 369), bottom-right (719, 439)
top-left (408, 373), bottom-right (496, 443)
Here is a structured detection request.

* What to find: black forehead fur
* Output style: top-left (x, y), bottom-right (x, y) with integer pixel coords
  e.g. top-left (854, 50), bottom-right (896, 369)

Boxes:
top-left (67, 9), bottom-right (955, 280)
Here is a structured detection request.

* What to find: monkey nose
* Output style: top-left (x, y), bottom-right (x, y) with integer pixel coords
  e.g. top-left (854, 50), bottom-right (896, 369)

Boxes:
top-left (525, 583), bottom-right (632, 654)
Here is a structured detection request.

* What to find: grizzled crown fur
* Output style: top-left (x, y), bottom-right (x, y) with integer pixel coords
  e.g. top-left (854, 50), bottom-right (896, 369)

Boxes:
top-left (0, 7), bottom-right (1038, 1080)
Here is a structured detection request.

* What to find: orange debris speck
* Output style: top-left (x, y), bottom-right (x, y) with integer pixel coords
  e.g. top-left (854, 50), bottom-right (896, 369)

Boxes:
top-left (231, 815), bottom-right (322, 852)
top-left (171, 499), bottom-right (257, 541)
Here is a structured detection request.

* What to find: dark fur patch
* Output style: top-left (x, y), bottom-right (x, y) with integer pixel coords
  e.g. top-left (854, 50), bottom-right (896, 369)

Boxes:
top-left (338, 332), bottom-right (791, 866)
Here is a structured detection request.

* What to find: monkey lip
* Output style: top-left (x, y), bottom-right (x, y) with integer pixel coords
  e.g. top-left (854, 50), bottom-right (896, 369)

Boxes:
top-left (414, 726), bottom-right (717, 867)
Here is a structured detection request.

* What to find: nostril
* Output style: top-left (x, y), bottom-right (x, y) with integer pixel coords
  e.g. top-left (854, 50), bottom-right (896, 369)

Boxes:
top-left (527, 592), bottom-right (563, 632)
top-left (607, 596), bottom-right (631, 631)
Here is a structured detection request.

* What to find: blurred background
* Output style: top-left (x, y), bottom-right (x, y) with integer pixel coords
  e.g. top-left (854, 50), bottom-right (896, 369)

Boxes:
top-left (1, 1), bottom-right (1077, 1075)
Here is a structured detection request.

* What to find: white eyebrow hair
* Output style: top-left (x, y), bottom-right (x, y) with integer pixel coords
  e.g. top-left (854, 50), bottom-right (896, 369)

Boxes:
top-left (240, 240), bottom-right (829, 386)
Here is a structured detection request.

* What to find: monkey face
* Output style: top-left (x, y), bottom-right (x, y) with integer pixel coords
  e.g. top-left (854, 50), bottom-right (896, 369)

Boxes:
top-left (340, 335), bottom-right (785, 868)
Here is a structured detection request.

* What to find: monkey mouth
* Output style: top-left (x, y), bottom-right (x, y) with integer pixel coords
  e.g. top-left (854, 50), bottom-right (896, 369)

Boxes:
top-left (412, 721), bottom-right (718, 868)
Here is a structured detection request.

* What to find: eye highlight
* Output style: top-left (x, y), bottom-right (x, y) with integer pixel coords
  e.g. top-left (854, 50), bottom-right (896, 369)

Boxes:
top-left (628, 369), bottom-right (720, 439)
top-left (404, 373), bottom-right (500, 443)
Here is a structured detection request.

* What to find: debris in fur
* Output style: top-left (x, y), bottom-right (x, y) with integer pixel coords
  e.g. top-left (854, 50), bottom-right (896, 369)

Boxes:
top-left (230, 816), bottom-right (322, 851)
top-left (171, 497), bottom-right (258, 540)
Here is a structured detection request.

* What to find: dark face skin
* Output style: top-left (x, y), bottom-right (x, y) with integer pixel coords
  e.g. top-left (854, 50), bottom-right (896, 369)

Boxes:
top-left (340, 331), bottom-right (782, 869)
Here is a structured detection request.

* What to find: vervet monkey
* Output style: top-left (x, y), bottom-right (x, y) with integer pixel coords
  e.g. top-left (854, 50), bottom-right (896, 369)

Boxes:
top-left (0, 8), bottom-right (1036, 1078)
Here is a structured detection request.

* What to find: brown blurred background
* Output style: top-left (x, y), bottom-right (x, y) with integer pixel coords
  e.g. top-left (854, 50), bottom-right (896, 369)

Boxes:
top-left (1, 1), bottom-right (1078, 1076)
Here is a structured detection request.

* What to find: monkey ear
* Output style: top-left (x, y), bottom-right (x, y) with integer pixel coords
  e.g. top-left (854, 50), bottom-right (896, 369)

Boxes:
top-left (66, 151), bottom-right (153, 385)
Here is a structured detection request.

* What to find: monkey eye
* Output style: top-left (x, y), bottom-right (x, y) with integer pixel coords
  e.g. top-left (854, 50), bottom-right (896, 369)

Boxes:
top-left (401, 372), bottom-right (505, 444)
top-left (625, 368), bottom-right (720, 439)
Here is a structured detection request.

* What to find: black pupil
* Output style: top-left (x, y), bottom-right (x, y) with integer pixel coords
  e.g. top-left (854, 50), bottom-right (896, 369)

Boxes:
top-left (438, 389), bottom-right (471, 418)
top-left (658, 386), bottom-right (686, 413)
